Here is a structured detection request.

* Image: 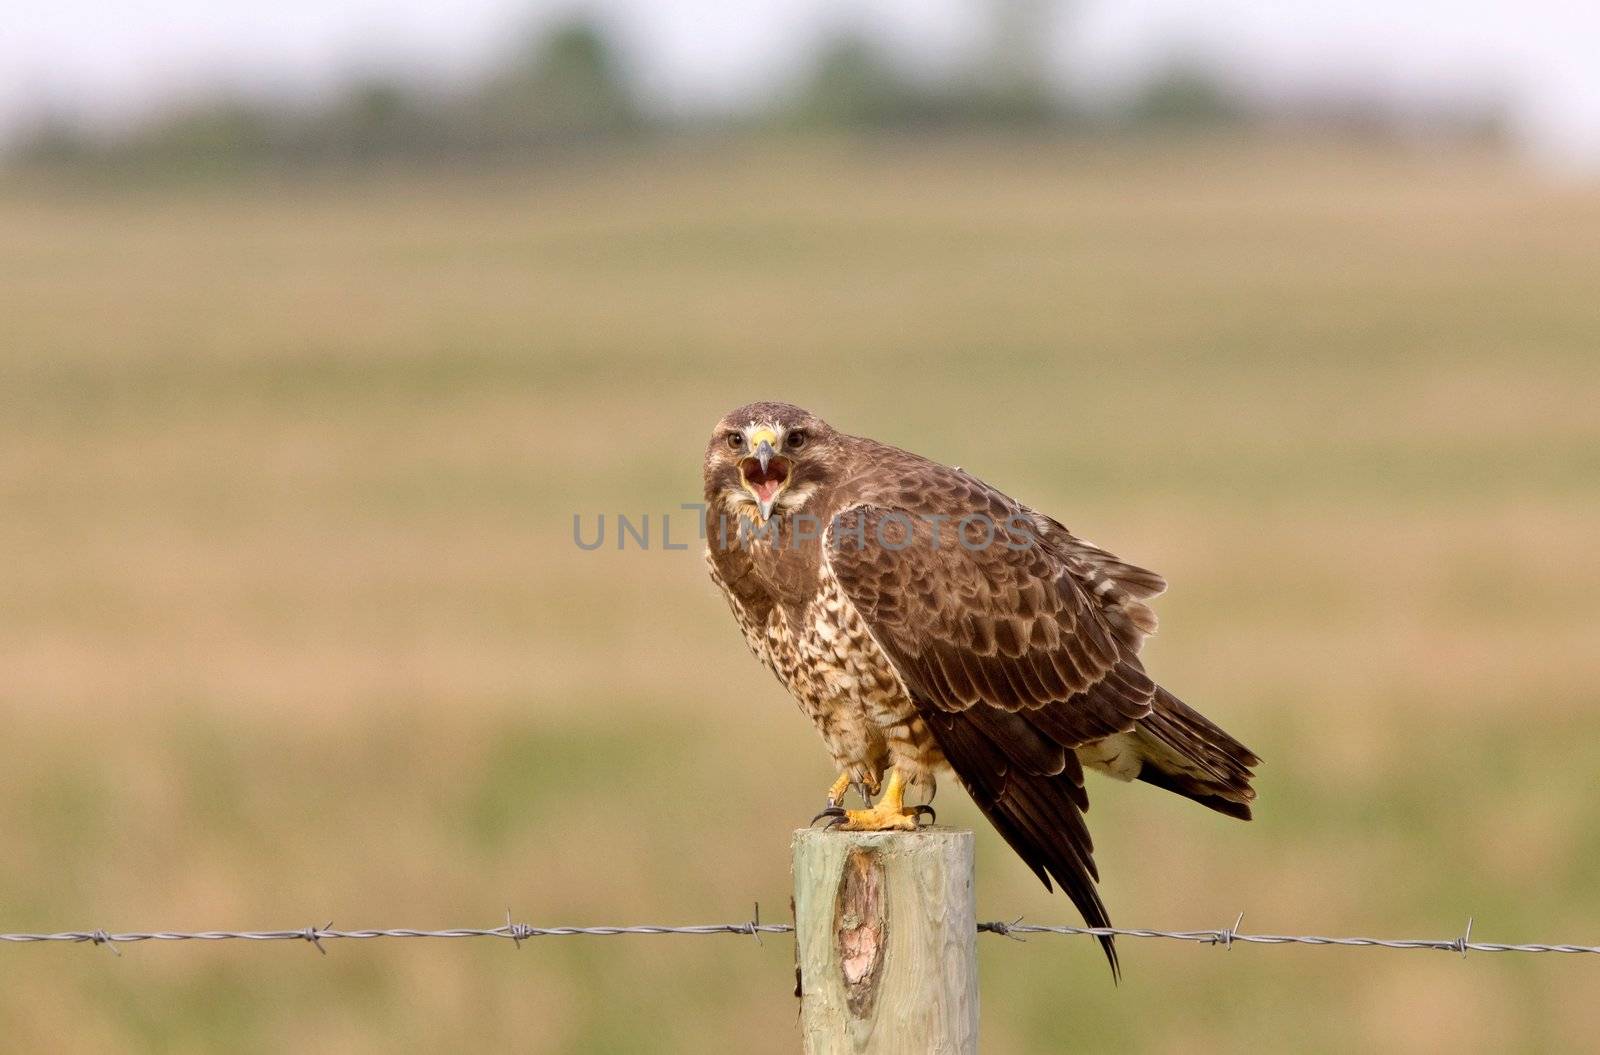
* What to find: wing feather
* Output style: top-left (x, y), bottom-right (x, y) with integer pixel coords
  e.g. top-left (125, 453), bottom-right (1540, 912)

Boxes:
top-left (826, 500), bottom-right (1157, 975)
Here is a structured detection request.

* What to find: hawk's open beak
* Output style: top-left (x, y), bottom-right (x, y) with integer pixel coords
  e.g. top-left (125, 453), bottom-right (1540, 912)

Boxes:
top-left (740, 428), bottom-right (790, 520)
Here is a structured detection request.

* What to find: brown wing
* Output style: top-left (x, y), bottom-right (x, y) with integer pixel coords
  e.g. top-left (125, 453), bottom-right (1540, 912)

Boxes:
top-left (1034, 514), bottom-right (1167, 646)
top-left (825, 503), bottom-right (1157, 976)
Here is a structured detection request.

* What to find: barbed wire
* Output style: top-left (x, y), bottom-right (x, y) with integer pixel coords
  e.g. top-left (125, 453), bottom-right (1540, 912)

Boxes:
top-left (0, 908), bottom-right (792, 956)
top-left (975, 916), bottom-right (1600, 957)
top-left (3, 909), bottom-right (1597, 958)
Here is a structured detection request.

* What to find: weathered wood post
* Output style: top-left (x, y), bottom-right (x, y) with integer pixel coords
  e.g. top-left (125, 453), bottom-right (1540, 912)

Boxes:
top-left (792, 827), bottom-right (978, 1055)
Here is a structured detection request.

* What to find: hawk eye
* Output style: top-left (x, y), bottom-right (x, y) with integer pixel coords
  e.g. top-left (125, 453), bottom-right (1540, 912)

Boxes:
top-left (785, 430), bottom-right (807, 450)
top-left (725, 431), bottom-right (744, 450)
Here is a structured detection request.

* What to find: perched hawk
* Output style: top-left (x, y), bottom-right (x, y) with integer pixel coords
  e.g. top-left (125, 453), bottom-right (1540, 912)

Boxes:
top-left (703, 401), bottom-right (1258, 974)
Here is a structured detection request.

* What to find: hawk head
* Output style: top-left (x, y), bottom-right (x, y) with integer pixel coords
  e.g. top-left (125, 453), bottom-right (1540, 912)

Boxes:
top-left (704, 402), bottom-right (840, 521)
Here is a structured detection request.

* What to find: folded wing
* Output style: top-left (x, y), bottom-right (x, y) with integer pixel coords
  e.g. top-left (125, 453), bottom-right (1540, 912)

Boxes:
top-left (825, 503), bottom-right (1162, 976)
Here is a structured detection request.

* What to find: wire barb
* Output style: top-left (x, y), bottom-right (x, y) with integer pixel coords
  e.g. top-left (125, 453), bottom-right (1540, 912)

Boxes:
top-left (504, 910), bottom-right (535, 949)
top-left (978, 915), bottom-right (1028, 942)
top-left (302, 922), bottom-right (331, 955)
top-left (1212, 912), bottom-right (1245, 950)
top-left (745, 902), bottom-right (764, 947)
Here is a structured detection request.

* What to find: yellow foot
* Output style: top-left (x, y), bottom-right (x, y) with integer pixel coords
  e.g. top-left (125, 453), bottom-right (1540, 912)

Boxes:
top-left (833, 802), bottom-right (932, 831)
top-left (814, 770), bottom-right (935, 830)
top-left (811, 771), bottom-right (879, 826)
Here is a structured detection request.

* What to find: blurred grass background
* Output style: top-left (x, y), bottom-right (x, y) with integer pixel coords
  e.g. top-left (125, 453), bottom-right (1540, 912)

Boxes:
top-left (3, 136), bottom-right (1600, 1053)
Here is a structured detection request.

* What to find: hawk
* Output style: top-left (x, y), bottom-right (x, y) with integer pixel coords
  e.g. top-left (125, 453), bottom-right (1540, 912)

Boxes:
top-left (703, 401), bottom-right (1258, 974)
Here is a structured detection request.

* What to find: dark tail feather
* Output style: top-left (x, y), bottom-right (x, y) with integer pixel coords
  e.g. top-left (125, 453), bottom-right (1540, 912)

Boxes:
top-left (925, 711), bottom-right (1121, 979)
top-left (1135, 687), bottom-right (1260, 820)
top-left (974, 772), bottom-right (1121, 979)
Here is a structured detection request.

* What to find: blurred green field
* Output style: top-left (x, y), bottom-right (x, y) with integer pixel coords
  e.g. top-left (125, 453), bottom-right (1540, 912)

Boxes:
top-left (3, 138), bottom-right (1599, 1053)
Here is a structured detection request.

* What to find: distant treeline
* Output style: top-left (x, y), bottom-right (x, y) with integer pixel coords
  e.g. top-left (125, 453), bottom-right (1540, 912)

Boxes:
top-left (9, 15), bottom-right (1508, 176)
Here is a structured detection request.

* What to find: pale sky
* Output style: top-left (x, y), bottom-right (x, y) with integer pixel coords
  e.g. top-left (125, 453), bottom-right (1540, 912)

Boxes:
top-left (4, 0), bottom-right (1600, 170)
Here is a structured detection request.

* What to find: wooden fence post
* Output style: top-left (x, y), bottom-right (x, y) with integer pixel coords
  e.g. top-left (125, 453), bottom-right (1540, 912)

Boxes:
top-left (792, 827), bottom-right (978, 1055)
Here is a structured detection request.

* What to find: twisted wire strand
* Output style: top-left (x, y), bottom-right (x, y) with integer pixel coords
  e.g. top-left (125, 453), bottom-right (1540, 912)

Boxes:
top-left (0, 921), bottom-right (792, 950)
top-left (976, 918), bottom-right (1600, 956)
top-left (3, 912), bottom-right (1597, 957)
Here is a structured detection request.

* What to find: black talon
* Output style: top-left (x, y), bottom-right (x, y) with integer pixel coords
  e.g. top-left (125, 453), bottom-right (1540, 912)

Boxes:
top-left (911, 804), bottom-right (937, 827)
top-left (810, 805), bottom-right (847, 827)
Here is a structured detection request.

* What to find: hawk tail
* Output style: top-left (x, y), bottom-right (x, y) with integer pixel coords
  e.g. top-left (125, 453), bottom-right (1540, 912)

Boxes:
top-left (926, 710), bottom-right (1121, 979)
top-left (1134, 687), bottom-right (1260, 820)
top-left (971, 768), bottom-right (1122, 979)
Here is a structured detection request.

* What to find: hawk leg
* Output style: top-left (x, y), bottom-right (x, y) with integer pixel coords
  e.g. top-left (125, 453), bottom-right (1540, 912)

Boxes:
top-left (810, 770), bottom-right (881, 826)
top-left (821, 769), bottom-right (935, 831)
